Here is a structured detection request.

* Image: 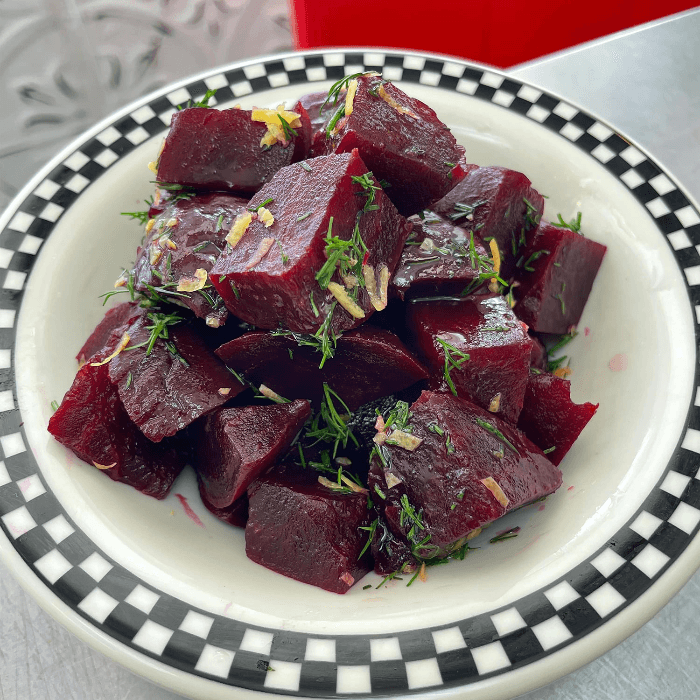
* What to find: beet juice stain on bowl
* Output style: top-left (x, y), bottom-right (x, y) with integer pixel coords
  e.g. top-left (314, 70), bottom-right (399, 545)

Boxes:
top-left (609, 353), bottom-right (628, 371)
top-left (46, 72), bottom-right (606, 596)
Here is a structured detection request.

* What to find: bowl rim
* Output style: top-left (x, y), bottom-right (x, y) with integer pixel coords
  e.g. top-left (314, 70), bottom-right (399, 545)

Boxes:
top-left (2, 47), bottom-right (700, 700)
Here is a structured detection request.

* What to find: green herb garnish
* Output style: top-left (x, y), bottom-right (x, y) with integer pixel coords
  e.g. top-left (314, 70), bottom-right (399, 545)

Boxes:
top-left (475, 417), bottom-right (519, 455)
top-left (552, 211), bottom-right (583, 234)
top-left (490, 527), bottom-right (520, 544)
top-left (436, 337), bottom-right (469, 396)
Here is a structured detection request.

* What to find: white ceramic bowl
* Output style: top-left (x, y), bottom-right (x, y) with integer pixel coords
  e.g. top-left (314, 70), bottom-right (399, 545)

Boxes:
top-left (1, 49), bottom-right (699, 700)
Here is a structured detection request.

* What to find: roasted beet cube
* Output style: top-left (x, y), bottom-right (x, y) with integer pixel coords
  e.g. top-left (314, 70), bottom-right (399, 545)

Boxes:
top-left (210, 151), bottom-right (411, 336)
top-left (246, 467), bottom-right (373, 593)
top-left (323, 75), bottom-right (467, 216)
top-left (49, 361), bottom-right (186, 499)
top-left (108, 311), bottom-right (244, 442)
top-left (371, 391), bottom-right (562, 551)
top-left (133, 193), bottom-right (249, 327)
top-left (517, 371), bottom-right (598, 465)
top-left (529, 335), bottom-right (547, 370)
top-left (431, 166), bottom-right (544, 277)
top-left (294, 91), bottom-right (347, 158)
top-left (215, 325), bottom-right (428, 411)
top-left (406, 295), bottom-right (532, 424)
top-left (200, 491), bottom-right (249, 528)
top-left (392, 212), bottom-right (492, 299)
top-left (513, 221), bottom-right (607, 334)
top-left (156, 106), bottom-right (307, 194)
top-left (76, 302), bottom-right (141, 365)
top-left (193, 399), bottom-right (311, 508)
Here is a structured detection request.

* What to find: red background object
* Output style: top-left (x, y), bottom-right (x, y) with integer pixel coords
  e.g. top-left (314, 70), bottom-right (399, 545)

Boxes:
top-left (290, 1), bottom-right (698, 68)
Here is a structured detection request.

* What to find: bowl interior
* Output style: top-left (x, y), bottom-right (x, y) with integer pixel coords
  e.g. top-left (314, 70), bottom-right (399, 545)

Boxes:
top-left (15, 81), bottom-right (695, 636)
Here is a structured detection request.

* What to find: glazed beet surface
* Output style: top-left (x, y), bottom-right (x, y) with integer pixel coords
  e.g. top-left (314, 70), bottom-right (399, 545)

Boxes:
top-left (246, 466), bottom-right (373, 594)
top-left (513, 221), bottom-right (607, 334)
top-left (517, 371), bottom-right (598, 466)
top-left (133, 193), bottom-right (249, 326)
top-left (49, 360), bottom-right (186, 499)
top-left (215, 325), bottom-right (428, 411)
top-left (431, 165), bottom-right (544, 277)
top-left (194, 399), bottom-right (311, 508)
top-left (108, 311), bottom-right (244, 442)
top-left (210, 150), bottom-right (412, 336)
top-left (324, 75), bottom-right (467, 216)
top-left (156, 106), bottom-right (306, 193)
top-left (406, 295), bottom-right (532, 424)
top-left (76, 302), bottom-right (141, 365)
top-left (372, 391), bottom-right (562, 551)
top-left (391, 212), bottom-right (491, 300)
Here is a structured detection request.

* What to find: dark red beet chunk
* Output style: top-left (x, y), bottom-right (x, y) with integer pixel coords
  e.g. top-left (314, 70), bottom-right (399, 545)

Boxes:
top-left (246, 467), bottom-right (373, 593)
top-left (372, 391), bottom-right (562, 550)
top-left (529, 335), bottom-right (547, 370)
top-left (294, 91), bottom-right (346, 158)
top-left (215, 325), bottom-right (428, 411)
top-left (392, 212), bottom-right (492, 300)
top-left (324, 75), bottom-right (467, 216)
top-left (517, 371), bottom-right (598, 466)
top-left (200, 491), bottom-right (249, 528)
top-left (76, 302), bottom-right (140, 365)
top-left (108, 311), bottom-right (244, 442)
top-left (431, 165), bottom-right (544, 277)
top-left (210, 151), bottom-right (411, 336)
top-left (513, 222), bottom-right (607, 334)
top-left (133, 193), bottom-right (249, 327)
top-left (193, 399), bottom-right (311, 508)
top-left (156, 106), bottom-right (305, 194)
top-left (406, 295), bottom-right (532, 424)
top-left (48, 361), bottom-right (186, 499)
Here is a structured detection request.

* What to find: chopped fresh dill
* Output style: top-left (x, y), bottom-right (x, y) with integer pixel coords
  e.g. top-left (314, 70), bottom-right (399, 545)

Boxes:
top-left (448, 199), bottom-right (486, 222)
top-left (555, 282), bottom-right (566, 314)
top-left (436, 337), bottom-right (469, 396)
top-left (475, 417), bottom-right (519, 455)
top-left (121, 210), bottom-right (149, 225)
top-left (374, 484), bottom-right (386, 500)
top-left (358, 518), bottom-right (378, 559)
top-left (50, 400), bottom-right (59, 412)
top-left (300, 162), bottom-right (312, 172)
top-left (489, 527), bottom-right (520, 544)
top-left (523, 249), bottom-right (550, 272)
top-left (215, 214), bottom-right (224, 232)
top-left (552, 211), bottom-right (583, 234)
top-left (125, 371), bottom-right (133, 389)
top-left (309, 290), bottom-right (319, 317)
top-left (190, 89), bottom-right (217, 109)
top-left (544, 446), bottom-right (556, 454)
top-left (229, 281), bottom-right (240, 300)
top-left (523, 197), bottom-right (541, 227)
top-left (277, 113), bottom-right (298, 141)
top-left (305, 383), bottom-right (358, 457)
top-left (249, 197), bottom-right (274, 212)
top-left (315, 216), bottom-right (367, 291)
top-left (297, 211), bottom-right (312, 222)
top-left (276, 240), bottom-right (289, 264)
top-left (351, 172), bottom-right (382, 212)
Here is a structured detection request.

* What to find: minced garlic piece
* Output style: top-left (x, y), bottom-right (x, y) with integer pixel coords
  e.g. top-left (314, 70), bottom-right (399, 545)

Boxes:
top-left (385, 472), bottom-right (402, 489)
top-left (340, 474), bottom-right (368, 494)
top-left (419, 237), bottom-right (435, 252)
top-left (318, 476), bottom-right (349, 491)
top-left (257, 207), bottom-right (274, 228)
top-left (149, 245), bottom-right (163, 266)
top-left (166, 217), bottom-right (178, 228)
top-left (114, 270), bottom-right (129, 288)
top-left (177, 268), bottom-right (207, 292)
top-left (340, 572), bottom-right (355, 586)
top-left (418, 562), bottom-right (427, 582)
top-left (147, 161), bottom-right (157, 174)
top-left (386, 430), bottom-right (423, 451)
top-left (327, 282), bottom-right (366, 319)
top-left (554, 366), bottom-right (572, 379)
top-left (252, 108), bottom-right (302, 147)
top-left (488, 239), bottom-right (501, 292)
top-left (206, 315), bottom-right (222, 328)
top-left (345, 79), bottom-right (358, 117)
top-left (378, 265), bottom-right (389, 310)
top-left (466, 527), bottom-right (482, 541)
top-left (93, 461), bottom-right (116, 470)
top-left (259, 384), bottom-right (287, 403)
top-left (145, 218), bottom-right (156, 234)
top-left (480, 477), bottom-right (510, 508)
top-left (377, 84), bottom-right (420, 119)
top-left (488, 393), bottom-right (501, 413)
top-left (373, 431), bottom-right (387, 446)
top-left (90, 332), bottom-right (130, 367)
top-left (341, 273), bottom-right (359, 289)
top-left (226, 211), bottom-right (253, 248)
top-left (244, 237), bottom-right (275, 270)
top-left (362, 264), bottom-right (389, 311)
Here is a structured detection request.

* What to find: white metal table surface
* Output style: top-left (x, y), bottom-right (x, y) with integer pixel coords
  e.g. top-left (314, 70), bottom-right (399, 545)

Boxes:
top-left (2, 7), bottom-right (700, 700)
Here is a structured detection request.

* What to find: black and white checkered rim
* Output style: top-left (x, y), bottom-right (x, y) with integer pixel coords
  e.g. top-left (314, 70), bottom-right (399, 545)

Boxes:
top-left (1, 50), bottom-right (700, 697)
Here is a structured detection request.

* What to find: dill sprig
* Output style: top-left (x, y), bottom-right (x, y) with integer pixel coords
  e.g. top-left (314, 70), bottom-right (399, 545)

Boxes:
top-left (475, 417), bottom-right (519, 455)
top-left (121, 210), bottom-right (149, 225)
top-left (358, 518), bottom-right (378, 559)
top-left (305, 383), bottom-right (358, 457)
top-left (490, 527), bottom-right (520, 544)
top-left (315, 216), bottom-right (367, 291)
top-left (351, 173), bottom-right (382, 212)
top-left (448, 200), bottom-right (486, 222)
top-left (277, 114), bottom-right (298, 141)
top-left (552, 211), bottom-right (583, 234)
top-left (436, 337), bottom-right (469, 396)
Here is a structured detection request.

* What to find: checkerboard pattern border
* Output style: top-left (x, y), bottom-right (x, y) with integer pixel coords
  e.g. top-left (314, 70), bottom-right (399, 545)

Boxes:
top-left (1, 51), bottom-right (699, 696)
